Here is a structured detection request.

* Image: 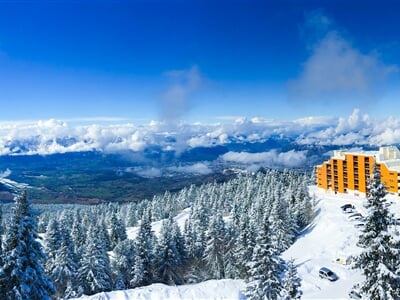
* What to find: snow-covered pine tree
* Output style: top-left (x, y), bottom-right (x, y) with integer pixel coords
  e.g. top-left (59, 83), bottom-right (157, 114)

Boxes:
top-left (223, 222), bottom-right (239, 279)
top-left (183, 216), bottom-right (196, 260)
top-left (50, 225), bottom-right (79, 299)
top-left (235, 212), bottom-right (255, 279)
top-left (281, 258), bottom-right (302, 300)
top-left (245, 214), bottom-right (284, 300)
top-left (126, 202), bottom-right (138, 227)
top-left (97, 219), bottom-right (112, 251)
top-left (44, 217), bottom-right (62, 274)
top-left (203, 210), bottom-right (226, 279)
top-left (109, 211), bottom-right (128, 249)
top-left (171, 217), bottom-right (188, 267)
top-left (78, 224), bottom-right (113, 295)
top-left (112, 239), bottom-right (136, 289)
top-left (71, 209), bottom-right (86, 260)
top-left (269, 197), bottom-right (293, 254)
top-left (354, 164), bottom-right (400, 299)
top-left (189, 200), bottom-right (209, 263)
top-left (0, 192), bottom-right (55, 299)
top-left (154, 216), bottom-right (183, 285)
top-left (292, 180), bottom-right (313, 230)
top-left (130, 213), bottom-right (155, 288)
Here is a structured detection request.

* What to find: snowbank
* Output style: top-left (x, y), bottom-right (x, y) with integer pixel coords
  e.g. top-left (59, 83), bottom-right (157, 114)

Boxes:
top-left (73, 279), bottom-right (246, 300)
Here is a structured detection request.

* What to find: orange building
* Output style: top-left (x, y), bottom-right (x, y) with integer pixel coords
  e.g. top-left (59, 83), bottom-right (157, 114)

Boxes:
top-left (316, 146), bottom-right (400, 197)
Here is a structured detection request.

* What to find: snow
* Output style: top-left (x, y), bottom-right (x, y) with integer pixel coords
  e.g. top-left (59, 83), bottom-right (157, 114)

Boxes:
top-left (73, 279), bottom-right (246, 300)
top-left (126, 207), bottom-right (191, 240)
top-left (75, 186), bottom-right (400, 300)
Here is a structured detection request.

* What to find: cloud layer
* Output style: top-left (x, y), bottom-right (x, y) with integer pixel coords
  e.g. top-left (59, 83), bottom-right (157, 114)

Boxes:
top-left (221, 150), bottom-right (308, 170)
top-left (0, 109), bottom-right (400, 158)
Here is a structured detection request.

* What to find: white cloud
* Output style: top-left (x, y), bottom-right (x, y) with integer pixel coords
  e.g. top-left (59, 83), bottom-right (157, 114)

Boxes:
top-left (0, 168), bottom-right (11, 178)
top-left (221, 150), bottom-right (308, 168)
top-left (289, 12), bottom-right (398, 106)
top-left (168, 163), bottom-right (212, 175)
top-left (159, 65), bottom-right (205, 123)
top-left (133, 167), bottom-right (163, 178)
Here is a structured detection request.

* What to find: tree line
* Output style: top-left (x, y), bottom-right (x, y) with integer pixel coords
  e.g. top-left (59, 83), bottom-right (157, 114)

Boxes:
top-left (0, 169), bottom-right (312, 299)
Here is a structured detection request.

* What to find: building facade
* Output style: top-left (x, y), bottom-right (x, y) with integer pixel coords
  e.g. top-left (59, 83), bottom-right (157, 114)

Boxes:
top-left (316, 146), bottom-right (400, 197)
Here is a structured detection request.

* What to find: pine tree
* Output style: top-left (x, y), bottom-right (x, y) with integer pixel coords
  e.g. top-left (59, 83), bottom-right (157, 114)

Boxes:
top-left (235, 213), bottom-right (255, 278)
top-left (171, 218), bottom-right (187, 266)
top-left (203, 211), bottom-right (226, 279)
top-left (126, 202), bottom-right (138, 227)
top-left (71, 209), bottom-right (86, 261)
top-left (281, 259), bottom-right (302, 300)
top-left (245, 215), bottom-right (284, 300)
top-left (44, 218), bottom-right (62, 275)
top-left (269, 198), bottom-right (293, 254)
top-left (50, 226), bottom-right (79, 299)
top-left (223, 222), bottom-right (239, 279)
top-left (0, 192), bottom-right (55, 299)
top-left (183, 217), bottom-right (196, 259)
top-left (97, 219), bottom-right (112, 251)
top-left (155, 217), bottom-right (183, 285)
top-left (354, 165), bottom-right (400, 299)
top-left (109, 212), bottom-right (128, 249)
top-left (78, 225), bottom-right (113, 295)
top-left (292, 181), bottom-right (313, 229)
top-left (112, 239), bottom-right (136, 289)
top-left (130, 214), bottom-right (154, 288)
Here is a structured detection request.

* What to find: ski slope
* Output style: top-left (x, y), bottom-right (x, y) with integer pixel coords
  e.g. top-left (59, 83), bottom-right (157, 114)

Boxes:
top-left (75, 186), bottom-right (400, 300)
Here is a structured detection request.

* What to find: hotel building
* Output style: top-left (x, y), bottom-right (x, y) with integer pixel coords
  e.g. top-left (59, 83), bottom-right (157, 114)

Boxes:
top-left (316, 146), bottom-right (400, 197)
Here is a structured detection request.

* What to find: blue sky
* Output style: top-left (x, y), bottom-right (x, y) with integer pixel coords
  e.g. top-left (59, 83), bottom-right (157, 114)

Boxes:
top-left (0, 0), bottom-right (399, 123)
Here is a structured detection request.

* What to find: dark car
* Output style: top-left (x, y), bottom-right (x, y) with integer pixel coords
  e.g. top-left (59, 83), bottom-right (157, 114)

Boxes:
top-left (341, 203), bottom-right (355, 212)
top-left (318, 267), bottom-right (338, 281)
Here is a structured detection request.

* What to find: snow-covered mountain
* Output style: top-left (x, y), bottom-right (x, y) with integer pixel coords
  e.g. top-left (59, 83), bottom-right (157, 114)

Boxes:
top-left (73, 186), bottom-right (400, 300)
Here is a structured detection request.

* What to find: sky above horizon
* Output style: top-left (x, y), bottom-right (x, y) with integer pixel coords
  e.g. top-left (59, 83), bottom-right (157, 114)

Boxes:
top-left (0, 0), bottom-right (399, 124)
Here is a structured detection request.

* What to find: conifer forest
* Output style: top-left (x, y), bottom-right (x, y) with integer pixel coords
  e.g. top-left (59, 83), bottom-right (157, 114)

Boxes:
top-left (0, 169), bottom-right (312, 299)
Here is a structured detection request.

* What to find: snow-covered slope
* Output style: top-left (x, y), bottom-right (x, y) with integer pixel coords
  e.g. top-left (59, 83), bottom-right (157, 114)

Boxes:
top-left (75, 279), bottom-right (246, 300)
top-left (75, 186), bottom-right (400, 300)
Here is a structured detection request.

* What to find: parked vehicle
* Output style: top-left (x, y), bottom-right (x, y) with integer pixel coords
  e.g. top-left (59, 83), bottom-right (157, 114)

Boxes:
top-left (340, 204), bottom-right (355, 212)
top-left (354, 222), bottom-right (365, 228)
top-left (349, 289), bottom-right (363, 299)
top-left (348, 214), bottom-right (364, 222)
top-left (348, 212), bottom-right (362, 218)
top-left (318, 267), bottom-right (338, 281)
top-left (344, 207), bottom-right (356, 214)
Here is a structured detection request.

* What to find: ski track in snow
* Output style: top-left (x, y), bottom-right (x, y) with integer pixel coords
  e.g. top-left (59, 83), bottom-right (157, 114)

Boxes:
top-left (74, 186), bottom-right (400, 300)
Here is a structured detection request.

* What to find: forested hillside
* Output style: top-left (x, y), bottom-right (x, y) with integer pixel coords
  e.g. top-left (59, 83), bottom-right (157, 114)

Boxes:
top-left (0, 169), bottom-right (312, 299)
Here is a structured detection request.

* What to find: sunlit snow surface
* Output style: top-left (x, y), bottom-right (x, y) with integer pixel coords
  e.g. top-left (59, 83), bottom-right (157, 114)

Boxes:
top-left (74, 186), bottom-right (400, 300)
top-left (74, 279), bottom-right (246, 300)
